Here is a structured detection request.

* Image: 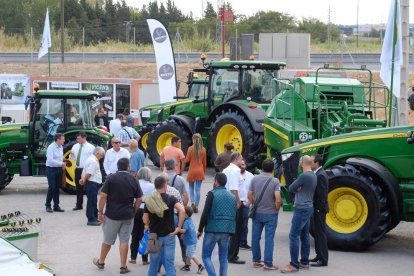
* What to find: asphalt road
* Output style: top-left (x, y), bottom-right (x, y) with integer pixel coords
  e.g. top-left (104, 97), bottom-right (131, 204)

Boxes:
top-left (1, 165), bottom-right (414, 276)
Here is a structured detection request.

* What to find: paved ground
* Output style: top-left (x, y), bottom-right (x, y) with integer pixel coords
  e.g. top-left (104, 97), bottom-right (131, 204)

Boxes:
top-left (1, 166), bottom-right (414, 276)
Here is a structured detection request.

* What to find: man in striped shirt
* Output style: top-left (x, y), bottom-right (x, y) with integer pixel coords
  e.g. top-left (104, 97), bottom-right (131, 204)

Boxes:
top-left (117, 120), bottom-right (140, 147)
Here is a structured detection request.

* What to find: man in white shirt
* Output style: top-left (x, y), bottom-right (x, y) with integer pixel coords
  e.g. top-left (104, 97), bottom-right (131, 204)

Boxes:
top-left (80, 147), bottom-right (105, 226)
top-left (239, 159), bottom-right (254, 250)
top-left (103, 137), bottom-right (131, 175)
top-left (222, 152), bottom-right (245, 264)
top-left (70, 132), bottom-right (95, 211)
top-left (109, 113), bottom-right (124, 137)
top-left (45, 133), bottom-right (66, 213)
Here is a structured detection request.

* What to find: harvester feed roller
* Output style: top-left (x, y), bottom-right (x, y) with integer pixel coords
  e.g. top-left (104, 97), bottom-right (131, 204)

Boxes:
top-left (2, 218), bottom-right (42, 227)
top-left (1, 227), bottom-right (29, 233)
top-left (0, 211), bottom-right (41, 238)
top-left (0, 211), bottom-right (21, 220)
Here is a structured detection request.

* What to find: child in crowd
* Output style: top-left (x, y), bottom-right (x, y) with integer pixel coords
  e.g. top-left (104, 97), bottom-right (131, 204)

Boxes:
top-left (180, 206), bottom-right (205, 274)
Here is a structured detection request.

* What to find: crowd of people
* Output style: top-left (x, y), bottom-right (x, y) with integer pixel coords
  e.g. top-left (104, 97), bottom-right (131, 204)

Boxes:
top-left (44, 116), bottom-right (329, 275)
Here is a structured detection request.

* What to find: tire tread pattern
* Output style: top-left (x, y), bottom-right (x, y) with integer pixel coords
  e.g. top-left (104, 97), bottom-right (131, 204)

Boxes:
top-left (0, 157), bottom-right (13, 192)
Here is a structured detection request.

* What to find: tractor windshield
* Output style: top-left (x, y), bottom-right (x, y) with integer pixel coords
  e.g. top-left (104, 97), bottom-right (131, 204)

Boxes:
top-left (187, 82), bottom-right (207, 99)
top-left (242, 69), bottom-right (277, 103)
top-left (211, 69), bottom-right (239, 105)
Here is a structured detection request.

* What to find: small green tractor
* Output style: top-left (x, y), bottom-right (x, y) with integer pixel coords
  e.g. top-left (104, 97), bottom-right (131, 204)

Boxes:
top-left (137, 76), bottom-right (208, 152)
top-left (0, 90), bottom-right (111, 194)
top-left (280, 90), bottom-right (414, 251)
top-left (145, 59), bottom-right (286, 170)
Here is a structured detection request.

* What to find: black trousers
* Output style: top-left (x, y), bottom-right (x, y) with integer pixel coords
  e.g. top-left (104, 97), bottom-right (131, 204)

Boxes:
top-left (228, 205), bottom-right (243, 261)
top-left (130, 208), bottom-right (149, 262)
top-left (177, 232), bottom-right (186, 263)
top-left (312, 210), bottom-right (329, 264)
top-left (75, 168), bottom-right (84, 208)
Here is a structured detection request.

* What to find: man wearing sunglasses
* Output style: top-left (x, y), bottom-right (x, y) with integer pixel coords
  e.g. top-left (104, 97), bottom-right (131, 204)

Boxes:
top-left (103, 138), bottom-right (131, 176)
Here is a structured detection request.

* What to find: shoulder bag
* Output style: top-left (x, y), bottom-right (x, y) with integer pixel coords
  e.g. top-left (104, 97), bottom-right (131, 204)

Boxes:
top-left (146, 232), bottom-right (159, 253)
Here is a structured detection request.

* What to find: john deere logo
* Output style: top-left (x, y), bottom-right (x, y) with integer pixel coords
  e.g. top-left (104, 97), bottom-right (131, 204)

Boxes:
top-left (159, 64), bottom-right (174, 80)
top-left (153, 28), bottom-right (167, 43)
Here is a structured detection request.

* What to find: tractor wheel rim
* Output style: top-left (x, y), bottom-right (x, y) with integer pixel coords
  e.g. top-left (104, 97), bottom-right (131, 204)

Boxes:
top-left (216, 124), bottom-right (243, 154)
top-left (156, 132), bottom-right (175, 154)
top-left (141, 132), bottom-right (150, 150)
top-left (63, 150), bottom-right (76, 188)
top-left (326, 187), bottom-right (368, 234)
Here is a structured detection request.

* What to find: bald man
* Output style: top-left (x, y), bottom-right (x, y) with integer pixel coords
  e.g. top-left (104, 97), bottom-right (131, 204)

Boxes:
top-left (282, 155), bottom-right (317, 273)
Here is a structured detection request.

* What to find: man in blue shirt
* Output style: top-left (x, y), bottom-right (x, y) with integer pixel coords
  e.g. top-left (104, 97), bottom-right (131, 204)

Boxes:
top-left (45, 133), bottom-right (66, 213)
top-left (129, 139), bottom-right (145, 177)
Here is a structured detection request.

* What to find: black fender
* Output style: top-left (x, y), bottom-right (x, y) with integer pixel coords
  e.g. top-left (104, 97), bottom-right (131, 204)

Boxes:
top-left (169, 115), bottom-right (195, 134)
top-left (208, 102), bottom-right (266, 133)
top-left (346, 157), bottom-right (402, 223)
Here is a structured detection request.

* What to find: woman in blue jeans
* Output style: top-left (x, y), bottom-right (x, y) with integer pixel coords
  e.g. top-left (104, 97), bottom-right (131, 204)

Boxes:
top-left (184, 134), bottom-right (206, 213)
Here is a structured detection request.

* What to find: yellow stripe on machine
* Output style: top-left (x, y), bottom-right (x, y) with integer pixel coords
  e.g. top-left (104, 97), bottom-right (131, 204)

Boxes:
top-left (163, 100), bottom-right (192, 108)
top-left (263, 123), bottom-right (289, 141)
top-left (0, 127), bottom-right (21, 132)
top-left (301, 132), bottom-right (406, 150)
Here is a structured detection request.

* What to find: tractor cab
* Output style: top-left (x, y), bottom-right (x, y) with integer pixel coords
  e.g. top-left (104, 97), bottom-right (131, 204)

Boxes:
top-left (25, 90), bottom-right (101, 175)
top-left (206, 61), bottom-right (285, 112)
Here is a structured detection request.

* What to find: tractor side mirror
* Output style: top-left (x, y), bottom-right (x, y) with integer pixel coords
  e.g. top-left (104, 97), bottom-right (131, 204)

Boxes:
top-left (408, 92), bottom-right (414, 111)
top-left (407, 130), bottom-right (414, 144)
top-left (24, 96), bottom-right (31, 110)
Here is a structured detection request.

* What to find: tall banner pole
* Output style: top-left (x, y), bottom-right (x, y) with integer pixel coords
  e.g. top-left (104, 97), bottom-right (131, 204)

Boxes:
top-left (380, 0), bottom-right (402, 126)
top-left (38, 8), bottom-right (52, 76)
top-left (399, 0), bottom-right (409, 125)
top-left (147, 19), bottom-right (177, 103)
top-left (388, 0), bottom-right (398, 126)
top-left (48, 49), bottom-right (51, 76)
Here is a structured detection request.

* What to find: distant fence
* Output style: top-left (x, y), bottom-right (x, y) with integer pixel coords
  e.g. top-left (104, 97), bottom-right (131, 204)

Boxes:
top-left (0, 52), bottom-right (413, 67)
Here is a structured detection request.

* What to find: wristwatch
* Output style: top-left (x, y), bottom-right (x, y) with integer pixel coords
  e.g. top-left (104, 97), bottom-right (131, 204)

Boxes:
top-left (98, 211), bottom-right (103, 215)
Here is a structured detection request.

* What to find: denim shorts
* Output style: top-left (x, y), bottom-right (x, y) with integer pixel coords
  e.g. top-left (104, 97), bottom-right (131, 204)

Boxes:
top-left (102, 217), bottom-right (133, 245)
top-left (185, 244), bottom-right (197, 258)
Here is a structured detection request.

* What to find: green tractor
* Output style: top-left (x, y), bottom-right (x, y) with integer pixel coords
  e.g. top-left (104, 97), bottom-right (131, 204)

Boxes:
top-left (137, 76), bottom-right (208, 152)
top-left (280, 91), bottom-right (414, 251)
top-left (145, 59), bottom-right (286, 170)
top-left (0, 90), bottom-right (111, 194)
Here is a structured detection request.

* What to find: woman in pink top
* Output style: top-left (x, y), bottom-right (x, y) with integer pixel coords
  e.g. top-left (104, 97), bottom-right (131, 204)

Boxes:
top-left (184, 133), bottom-right (206, 213)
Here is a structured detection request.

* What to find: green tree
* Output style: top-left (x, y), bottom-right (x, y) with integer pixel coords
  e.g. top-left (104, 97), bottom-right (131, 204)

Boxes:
top-left (166, 0), bottom-right (186, 22)
top-left (298, 17), bottom-right (327, 43)
top-left (204, 1), bottom-right (216, 18)
top-left (0, 0), bottom-right (27, 34)
top-left (147, 0), bottom-right (159, 18)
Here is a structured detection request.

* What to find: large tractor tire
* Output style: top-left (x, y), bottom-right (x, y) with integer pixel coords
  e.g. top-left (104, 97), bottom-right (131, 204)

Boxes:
top-left (208, 110), bottom-right (263, 171)
top-left (325, 164), bottom-right (391, 251)
top-left (138, 124), bottom-right (154, 152)
top-left (147, 120), bottom-right (191, 168)
top-left (0, 157), bottom-right (14, 192)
